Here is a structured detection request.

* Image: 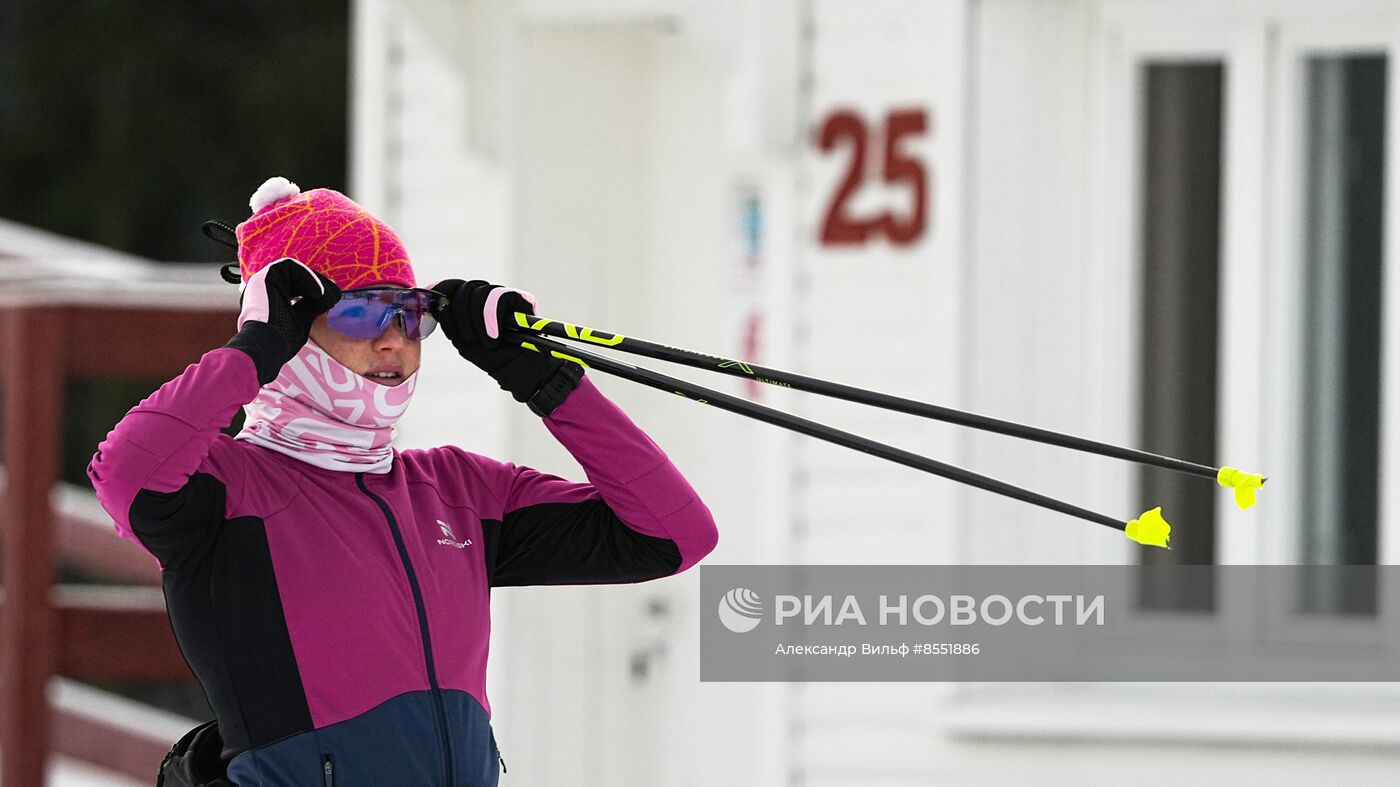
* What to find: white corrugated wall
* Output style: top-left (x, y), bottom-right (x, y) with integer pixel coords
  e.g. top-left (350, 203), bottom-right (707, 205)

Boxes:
top-left (351, 0), bottom-right (1400, 784)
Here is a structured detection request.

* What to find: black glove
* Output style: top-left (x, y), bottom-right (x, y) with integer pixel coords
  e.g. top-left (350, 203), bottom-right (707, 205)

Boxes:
top-left (224, 258), bottom-right (342, 385)
top-left (429, 279), bottom-right (584, 416)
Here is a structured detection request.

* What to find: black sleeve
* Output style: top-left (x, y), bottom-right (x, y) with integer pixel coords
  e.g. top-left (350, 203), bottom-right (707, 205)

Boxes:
top-left (482, 498), bottom-right (682, 587)
top-left (128, 472), bottom-right (226, 572)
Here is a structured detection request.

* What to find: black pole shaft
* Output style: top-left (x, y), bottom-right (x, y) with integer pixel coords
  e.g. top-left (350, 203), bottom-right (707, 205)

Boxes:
top-left (524, 334), bottom-right (1127, 533)
top-left (510, 313), bottom-right (1217, 480)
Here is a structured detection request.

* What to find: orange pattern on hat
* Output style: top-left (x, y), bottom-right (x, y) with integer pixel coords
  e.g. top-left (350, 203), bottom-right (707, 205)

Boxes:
top-left (235, 189), bottom-right (416, 290)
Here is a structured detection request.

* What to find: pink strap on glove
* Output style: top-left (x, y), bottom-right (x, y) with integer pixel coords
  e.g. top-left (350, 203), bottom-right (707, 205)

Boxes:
top-left (238, 258), bottom-right (330, 331)
top-left (482, 286), bottom-right (540, 340)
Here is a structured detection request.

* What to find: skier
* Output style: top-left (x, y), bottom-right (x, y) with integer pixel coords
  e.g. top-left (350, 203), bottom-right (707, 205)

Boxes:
top-left (87, 177), bottom-right (719, 786)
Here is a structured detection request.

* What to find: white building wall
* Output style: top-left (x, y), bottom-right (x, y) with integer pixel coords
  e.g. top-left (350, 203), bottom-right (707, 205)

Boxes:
top-left (353, 0), bottom-right (1400, 784)
top-left (787, 1), bottom-right (969, 785)
top-left (354, 1), bottom-right (796, 784)
top-left (961, 0), bottom-right (1114, 566)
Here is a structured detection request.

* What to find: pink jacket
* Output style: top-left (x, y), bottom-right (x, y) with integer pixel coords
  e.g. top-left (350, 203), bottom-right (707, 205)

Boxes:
top-left (88, 346), bottom-right (718, 786)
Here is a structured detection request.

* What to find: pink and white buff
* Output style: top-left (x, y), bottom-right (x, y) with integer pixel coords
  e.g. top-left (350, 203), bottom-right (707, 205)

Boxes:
top-left (236, 340), bottom-right (417, 473)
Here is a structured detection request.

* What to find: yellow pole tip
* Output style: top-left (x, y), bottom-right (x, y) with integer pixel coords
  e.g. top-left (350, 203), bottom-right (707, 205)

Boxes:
top-left (1126, 506), bottom-right (1172, 549)
top-left (1216, 466), bottom-right (1266, 510)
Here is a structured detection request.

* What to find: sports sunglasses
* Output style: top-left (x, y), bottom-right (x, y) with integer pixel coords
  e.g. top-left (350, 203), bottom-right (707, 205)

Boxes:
top-left (325, 287), bottom-right (447, 341)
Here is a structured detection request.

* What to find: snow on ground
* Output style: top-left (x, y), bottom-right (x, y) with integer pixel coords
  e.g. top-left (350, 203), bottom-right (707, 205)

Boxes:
top-left (47, 757), bottom-right (145, 787)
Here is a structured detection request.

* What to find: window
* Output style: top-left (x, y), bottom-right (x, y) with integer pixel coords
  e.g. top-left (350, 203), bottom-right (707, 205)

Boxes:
top-left (1298, 54), bottom-right (1386, 613)
top-left (1137, 62), bottom-right (1225, 609)
top-left (942, 3), bottom-right (1400, 749)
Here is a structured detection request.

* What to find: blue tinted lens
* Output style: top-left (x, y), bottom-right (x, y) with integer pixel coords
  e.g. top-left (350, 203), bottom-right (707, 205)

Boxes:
top-left (327, 289), bottom-right (440, 340)
top-left (402, 310), bottom-right (438, 341)
top-left (326, 295), bottom-right (390, 340)
top-left (396, 291), bottom-right (439, 340)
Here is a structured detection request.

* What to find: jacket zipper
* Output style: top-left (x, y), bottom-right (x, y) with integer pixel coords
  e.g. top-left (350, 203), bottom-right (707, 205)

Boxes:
top-left (356, 473), bottom-right (456, 786)
top-left (322, 753), bottom-right (334, 787)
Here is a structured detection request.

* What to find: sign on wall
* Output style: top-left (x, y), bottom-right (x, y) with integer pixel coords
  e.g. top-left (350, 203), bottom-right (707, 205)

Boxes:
top-left (817, 106), bottom-right (931, 247)
top-left (797, 0), bottom-right (966, 565)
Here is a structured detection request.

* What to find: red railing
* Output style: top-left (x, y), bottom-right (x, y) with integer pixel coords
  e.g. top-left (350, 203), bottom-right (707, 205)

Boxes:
top-left (1, 301), bottom-right (235, 785)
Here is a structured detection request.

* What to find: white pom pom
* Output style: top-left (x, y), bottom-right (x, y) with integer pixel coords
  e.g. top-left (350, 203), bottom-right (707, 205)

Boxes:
top-left (249, 176), bottom-right (301, 213)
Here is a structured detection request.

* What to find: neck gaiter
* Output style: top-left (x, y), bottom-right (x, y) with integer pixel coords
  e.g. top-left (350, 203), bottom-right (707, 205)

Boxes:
top-left (236, 339), bottom-right (417, 473)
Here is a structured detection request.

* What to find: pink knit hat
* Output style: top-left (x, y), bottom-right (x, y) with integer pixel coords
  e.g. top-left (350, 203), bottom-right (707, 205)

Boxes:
top-left (234, 177), bottom-right (416, 290)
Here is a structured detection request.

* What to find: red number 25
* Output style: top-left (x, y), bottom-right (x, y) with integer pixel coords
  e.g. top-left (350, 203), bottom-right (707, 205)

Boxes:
top-left (817, 108), bottom-right (930, 247)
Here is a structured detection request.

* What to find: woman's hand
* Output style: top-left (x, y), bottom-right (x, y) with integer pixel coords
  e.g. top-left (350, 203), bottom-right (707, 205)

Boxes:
top-left (227, 258), bottom-right (342, 385)
top-left (429, 279), bottom-right (583, 416)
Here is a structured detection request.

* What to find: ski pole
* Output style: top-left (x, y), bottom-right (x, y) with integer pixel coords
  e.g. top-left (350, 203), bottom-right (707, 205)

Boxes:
top-left (520, 332), bottom-right (1173, 549)
top-left (507, 312), bottom-right (1266, 511)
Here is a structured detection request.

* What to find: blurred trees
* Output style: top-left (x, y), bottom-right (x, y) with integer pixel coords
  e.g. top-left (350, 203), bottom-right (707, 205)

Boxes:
top-left (0, 0), bottom-right (349, 261)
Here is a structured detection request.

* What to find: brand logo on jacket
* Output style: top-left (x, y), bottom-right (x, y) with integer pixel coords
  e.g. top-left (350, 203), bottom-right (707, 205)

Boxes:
top-left (436, 519), bottom-right (472, 549)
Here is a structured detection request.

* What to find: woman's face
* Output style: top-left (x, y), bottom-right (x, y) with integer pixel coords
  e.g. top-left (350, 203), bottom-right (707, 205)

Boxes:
top-left (309, 313), bottom-right (422, 386)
